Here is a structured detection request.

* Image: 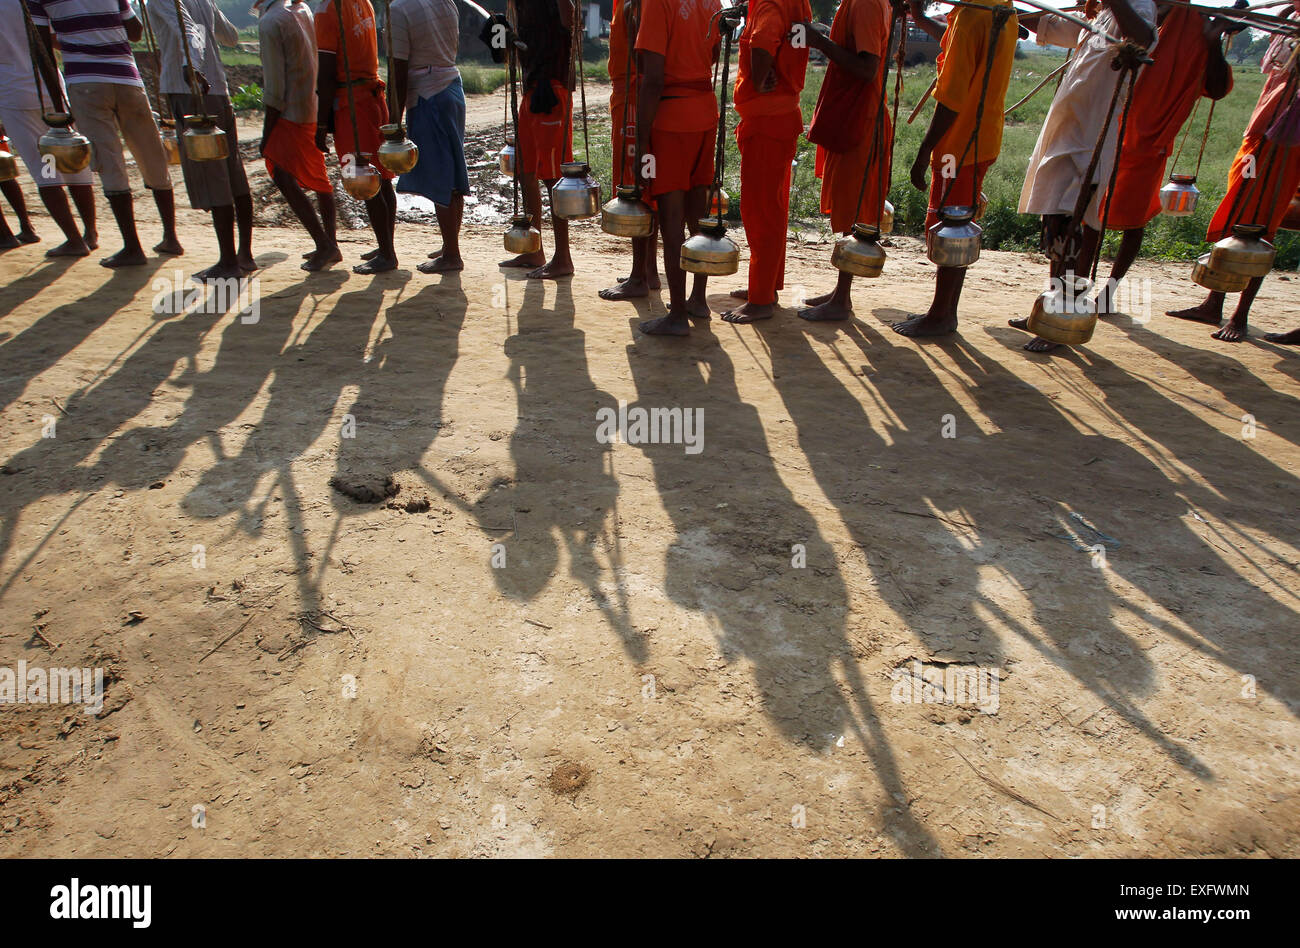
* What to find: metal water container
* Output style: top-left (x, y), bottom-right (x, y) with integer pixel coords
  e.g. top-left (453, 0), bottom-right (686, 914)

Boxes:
top-left (552, 161), bottom-right (601, 220)
top-left (832, 223), bottom-right (886, 278)
top-left (1026, 274), bottom-right (1098, 345)
top-left (342, 158), bottom-right (382, 200)
top-left (0, 136), bottom-right (18, 181)
top-left (710, 187), bottom-right (729, 218)
top-left (879, 199), bottom-right (894, 234)
top-left (182, 115), bottom-right (229, 162)
top-left (600, 184), bottom-right (653, 237)
top-left (680, 218), bottom-right (739, 276)
top-left (38, 113), bottom-right (92, 174)
top-left (160, 125), bottom-right (181, 166)
top-left (1191, 252), bottom-right (1249, 293)
top-left (1209, 224), bottom-right (1275, 277)
top-left (1159, 174), bottom-right (1199, 217)
top-left (377, 123), bottom-right (419, 174)
top-left (504, 213), bottom-right (541, 254)
top-left (926, 205), bottom-right (982, 268)
top-left (498, 135), bottom-right (515, 175)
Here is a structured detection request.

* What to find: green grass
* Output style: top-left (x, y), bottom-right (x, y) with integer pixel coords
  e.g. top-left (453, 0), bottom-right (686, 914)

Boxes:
top-left (459, 64), bottom-right (509, 96)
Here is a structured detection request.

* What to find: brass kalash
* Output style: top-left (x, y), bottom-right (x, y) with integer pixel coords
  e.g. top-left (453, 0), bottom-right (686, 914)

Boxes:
top-left (552, 9), bottom-right (600, 220)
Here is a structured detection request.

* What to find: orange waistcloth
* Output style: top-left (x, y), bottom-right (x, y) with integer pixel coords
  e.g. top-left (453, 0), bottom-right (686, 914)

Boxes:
top-left (518, 80), bottom-right (573, 181)
top-left (1104, 148), bottom-right (1167, 231)
top-left (332, 81), bottom-right (393, 181)
top-left (928, 159), bottom-right (991, 230)
top-left (264, 117), bottom-right (332, 194)
top-left (1207, 135), bottom-right (1300, 242)
top-left (647, 126), bottom-right (715, 197)
top-left (738, 116), bottom-right (799, 304)
top-left (636, 0), bottom-right (722, 133)
top-left (734, 0), bottom-right (812, 120)
top-left (315, 0), bottom-right (380, 84)
top-left (817, 105), bottom-right (893, 233)
top-left (608, 0), bottom-right (635, 89)
top-left (933, 0), bottom-right (1017, 170)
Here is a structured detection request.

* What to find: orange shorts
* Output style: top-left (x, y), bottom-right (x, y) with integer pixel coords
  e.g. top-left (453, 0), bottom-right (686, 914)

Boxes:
top-left (647, 126), bottom-right (716, 198)
top-left (928, 159), bottom-right (991, 229)
top-left (264, 117), bottom-right (332, 194)
top-left (332, 81), bottom-right (394, 181)
top-left (518, 80), bottom-right (572, 181)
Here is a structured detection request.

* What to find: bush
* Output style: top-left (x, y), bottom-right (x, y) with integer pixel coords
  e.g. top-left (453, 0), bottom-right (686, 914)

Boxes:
top-left (231, 83), bottom-right (262, 111)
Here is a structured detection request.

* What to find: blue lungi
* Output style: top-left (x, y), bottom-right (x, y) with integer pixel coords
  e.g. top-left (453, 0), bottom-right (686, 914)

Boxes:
top-left (397, 77), bottom-right (471, 208)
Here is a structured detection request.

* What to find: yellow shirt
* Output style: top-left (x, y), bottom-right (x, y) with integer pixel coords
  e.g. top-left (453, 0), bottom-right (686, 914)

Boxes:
top-left (933, 0), bottom-right (1018, 168)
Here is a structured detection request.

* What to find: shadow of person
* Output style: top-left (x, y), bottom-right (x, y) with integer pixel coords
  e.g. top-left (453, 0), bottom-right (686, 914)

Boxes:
top-left (0, 264), bottom-right (251, 596)
top-left (624, 314), bottom-right (939, 854)
top-left (181, 268), bottom-right (380, 615)
top-left (0, 261), bottom-right (168, 416)
top-left (461, 276), bottom-right (641, 658)
top-left (330, 273), bottom-right (467, 510)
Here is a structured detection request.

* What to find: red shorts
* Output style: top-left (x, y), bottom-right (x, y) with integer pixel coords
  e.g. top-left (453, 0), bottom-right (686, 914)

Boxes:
top-left (928, 159), bottom-right (991, 229)
top-left (611, 94), bottom-right (654, 208)
top-left (647, 126), bottom-right (716, 198)
top-left (264, 117), bottom-right (332, 194)
top-left (333, 81), bottom-right (394, 181)
top-left (518, 80), bottom-right (572, 181)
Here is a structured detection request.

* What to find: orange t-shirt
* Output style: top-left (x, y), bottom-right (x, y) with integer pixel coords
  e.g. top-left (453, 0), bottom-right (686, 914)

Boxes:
top-left (315, 0), bottom-right (380, 85)
top-left (933, 0), bottom-right (1016, 169)
top-left (635, 0), bottom-right (722, 133)
top-left (734, 0), bottom-right (812, 118)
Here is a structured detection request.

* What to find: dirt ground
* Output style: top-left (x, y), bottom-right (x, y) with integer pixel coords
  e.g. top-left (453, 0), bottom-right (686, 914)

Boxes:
top-left (0, 94), bottom-right (1298, 858)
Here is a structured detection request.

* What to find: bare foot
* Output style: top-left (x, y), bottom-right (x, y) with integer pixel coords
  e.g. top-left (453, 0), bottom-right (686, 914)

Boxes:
top-left (528, 258), bottom-right (575, 280)
top-left (154, 236), bottom-right (184, 256)
top-left (0, 234), bottom-right (18, 251)
top-left (302, 245), bottom-right (343, 271)
top-left (1263, 328), bottom-right (1300, 344)
top-left (417, 254), bottom-right (464, 274)
top-left (46, 238), bottom-right (90, 258)
top-left (1023, 335), bottom-right (1061, 352)
top-left (500, 251), bottom-right (546, 269)
top-left (648, 270), bottom-right (661, 290)
top-left (1167, 303), bottom-right (1222, 325)
top-left (238, 253), bottom-right (258, 273)
top-left (1008, 317), bottom-right (1059, 351)
top-left (686, 299), bottom-right (712, 321)
top-left (193, 261), bottom-right (245, 283)
top-left (803, 291), bottom-right (833, 307)
top-left (353, 253), bottom-right (398, 274)
top-left (16, 228), bottom-right (39, 245)
top-left (1211, 318), bottom-right (1247, 342)
top-left (798, 298), bottom-right (852, 322)
top-left (639, 313), bottom-right (690, 336)
top-left (101, 247), bottom-right (148, 268)
top-left (728, 288), bottom-right (748, 301)
top-left (361, 247), bottom-right (382, 261)
top-left (893, 313), bottom-right (957, 337)
top-left (722, 301), bottom-right (776, 324)
top-left (84, 229), bottom-right (98, 250)
top-left (599, 278), bottom-right (649, 300)
top-left (426, 247), bottom-right (444, 259)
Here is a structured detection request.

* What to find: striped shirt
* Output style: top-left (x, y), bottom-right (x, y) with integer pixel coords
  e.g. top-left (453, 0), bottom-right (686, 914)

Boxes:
top-left (29, 0), bottom-right (143, 87)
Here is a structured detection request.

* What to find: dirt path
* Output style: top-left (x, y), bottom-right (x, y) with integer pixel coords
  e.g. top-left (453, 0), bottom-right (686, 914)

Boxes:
top-left (0, 146), bottom-right (1297, 857)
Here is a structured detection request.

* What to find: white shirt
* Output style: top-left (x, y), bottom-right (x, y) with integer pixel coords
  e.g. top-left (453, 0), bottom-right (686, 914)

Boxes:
top-left (1018, 1), bottom-right (1159, 229)
top-left (0, 0), bottom-right (50, 109)
top-left (146, 0), bottom-right (238, 97)
top-left (389, 0), bottom-right (459, 105)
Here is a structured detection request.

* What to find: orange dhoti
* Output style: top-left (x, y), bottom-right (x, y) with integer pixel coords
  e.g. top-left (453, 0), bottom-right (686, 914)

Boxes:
top-left (737, 111), bottom-right (801, 305)
top-left (518, 80), bottom-right (573, 181)
top-left (264, 117), bottom-right (332, 194)
top-left (1207, 135), bottom-right (1300, 242)
top-left (1105, 146), bottom-right (1169, 231)
top-left (815, 111), bottom-right (893, 234)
